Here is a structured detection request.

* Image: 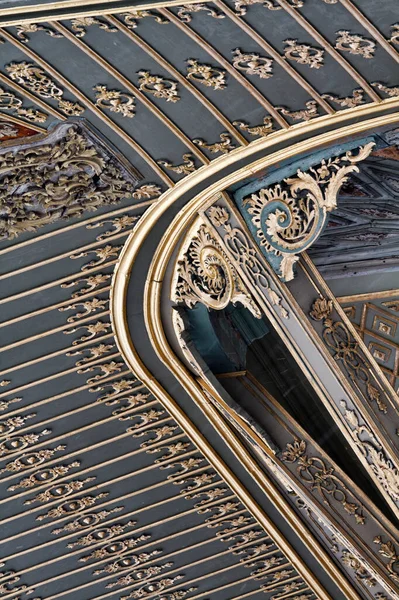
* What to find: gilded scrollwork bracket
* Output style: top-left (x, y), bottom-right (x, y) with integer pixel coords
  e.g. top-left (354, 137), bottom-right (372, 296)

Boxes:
top-left (236, 141), bottom-right (375, 281)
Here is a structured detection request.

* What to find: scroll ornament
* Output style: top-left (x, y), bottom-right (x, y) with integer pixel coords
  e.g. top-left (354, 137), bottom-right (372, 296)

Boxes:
top-left (242, 142), bottom-right (375, 281)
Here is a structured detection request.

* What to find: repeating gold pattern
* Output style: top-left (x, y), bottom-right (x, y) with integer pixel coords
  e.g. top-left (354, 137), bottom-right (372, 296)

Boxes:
top-left (186, 59), bottom-right (227, 90)
top-left (276, 100), bottom-right (319, 122)
top-left (69, 16), bottom-right (118, 37)
top-left (14, 23), bottom-right (63, 43)
top-left (232, 48), bottom-right (274, 78)
top-left (94, 85), bottom-right (136, 118)
top-left (157, 153), bottom-right (196, 176)
top-left (0, 85), bottom-right (47, 122)
top-left (321, 89), bottom-right (364, 108)
top-left (193, 133), bottom-right (236, 154)
top-left (176, 4), bottom-right (225, 22)
top-left (283, 39), bottom-right (324, 69)
top-left (138, 71), bottom-right (180, 103)
top-left (335, 31), bottom-right (376, 59)
top-left (121, 10), bottom-right (169, 29)
top-left (233, 116), bottom-right (274, 137)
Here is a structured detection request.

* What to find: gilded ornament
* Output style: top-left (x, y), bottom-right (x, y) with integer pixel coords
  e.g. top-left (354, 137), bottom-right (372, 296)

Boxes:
top-left (186, 59), bottom-right (227, 90)
top-left (14, 23), bottom-right (63, 43)
top-left (0, 429), bottom-right (50, 457)
top-left (373, 537), bottom-right (399, 582)
top-left (137, 71), bottom-right (180, 102)
top-left (390, 24), bottom-right (399, 46)
top-left (36, 492), bottom-right (109, 521)
top-left (106, 561), bottom-right (173, 588)
top-left (61, 274), bottom-right (112, 298)
top-left (0, 122), bottom-right (18, 138)
top-left (193, 133), bottom-right (236, 154)
top-left (94, 549), bottom-right (162, 575)
top-left (51, 506), bottom-right (123, 534)
top-left (126, 409), bottom-right (165, 431)
top-left (8, 460), bottom-right (80, 491)
top-left (189, 486), bottom-right (228, 505)
top-left (132, 183), bottom-right (162, 199)
top-left (67, 342), bottom-right (115, 364)
top-left (94, 85), bottom-right (136, 118)
top-left (176, 4), bottom-right (225, 22)
top-left (59, 297), bottom-right (109, 322)
top-left (64, 320), bottom-right (112, 345)
top-left (321, 89), bottom-right (364, 108)
top-left (157, 153), bottom-right (196, 176)
top-left (0, 413), bottom-right (35, 435)
top-left (0, 86), bottom-right (47, 123)
top-left (25, 477), bottom-right (95, 505)
top-left (243, 143), bottom-right (375, 280)
top-left (341, 551), bottom-right (377, 587)
top-left (281, 439), bottom-right (366, 524)
top-left (7, 62), bottom-right (85, 116)
top-left (372, 82), bottom-right (399, 97)
top-left (181, 472), bottom-right (216, 491)
top-left (78, 360), bottom-right (123, 383)
top-left (0, 445), bottom-right (66, 475)
top-left (276, 100), bottom-right (319, 122)
top-left (70, 16), bottom-right (118, 37)
top-left (0, 397), bottom-right (21, 412)
top-left (147, 441), bottom-right (191, 462)
top-left (110, 393), bottom-right (151, 419)
top-left (70, 244), bottom-right (122, 270)
top-left (233, 116), bottom-right (274, 137)
top-left (382, 300), bottom-right (399, 312)
top-left (80, 533), bottom-right (150, 562)
top-left (234, 0), bottom-right (302, 14)
top-left (86, 215), bottom-right (138, 241)
top-left (173, 220), bottom-right (261, 316)
top-left (311, 299), bottom-right (388, 412)
top-left (0, 122), bottom-right (139, 240)
top-left (67, 519), bottom-right (136, 548)
top-left (335, 30), bottom-right (376, 58)
top-left (232, 48), bottom-right (273, 78)
top-left (95, 378), bottom-right (138, 403)
top-left (0, 379), bottom-right (10, 387)
top-left (133, 424), bottom-right (178, 447)
top-left (121, 578), bottom-right (189, 600)
top-left (283, 39), bottom-right (324, 69)
top-left (121, 10), bottom-right (169, 29)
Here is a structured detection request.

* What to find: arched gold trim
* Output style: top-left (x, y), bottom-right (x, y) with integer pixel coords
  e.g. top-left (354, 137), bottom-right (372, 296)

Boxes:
top-left (112, 103), bottom-right (399, 600)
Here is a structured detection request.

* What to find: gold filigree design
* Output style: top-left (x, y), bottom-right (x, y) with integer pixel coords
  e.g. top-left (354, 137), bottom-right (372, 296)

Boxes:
top-left (193, 133), bottom-right (236, 154)
top-left (61, 274), bottom-right (112, 298)
top-left (121, 579), bottom-right (192, 600)
top-left (186, 59), bottom-right (227, 90)
top-left (157, 153), bottom-right (196, 176)
top-left (0, 429), bottom-right (50, 458)
top-left (0, 413), bottom-right (35, 436)
top-left (322, 89), bottom-right (364, 108)
top-left (37, 492), bottom-right (109, 521)
top-left (335, 31), bottom-right (376, 59)
top-left (280, 439), bottom-right (366, 524)
top-left (0, 445), bottom-right (66, 475)
top-left (70, 16), bottom-right (118, 37)
top-left (25, 477), bottom-right (96, 505)
top-left (243, 143), bottom-right (374, 280)
top-left (173, 220), bottom-right (261, 316)
top-left (0, 380), bottom-right (10, 387)
top-left (176, 4), bottom-right (225, 22)
top-left (373, 537), bottom-right (399, 583)
top-left (390, 24), bottom-right (399, 46)
top-left (207, 205), bottom-right (288, 318)
top-left (232, 48), bottom-right (273, 78)
top-left (132, 424), bottom-right (179, 447)
top-left (0, 122), bottom-right (18, 138)
top-left (80, 533), bottom-right (150, 562)
top-left (14, 23), bottom-right (63, 42)
top-left (276, 100), bottom-right (319, 122)
top-left (94, 85), bottom-right (136, 118)
top-left (311, 298), bottom-right (387, 412)
top-left (86, 215), bottom-right (138, 241)
top-left (126, 409), bottom-right (165, 430)
top-left (0, 86), bottom-right (47, 123)
top-left (7, 62), bottom-right (85, 116)
top-left (52, 507), bottom-right (124, 534)
top-left (372, 82), bottom-right (399, 97)
top-left (59, 297), bottom-right (109, 322)
top-left (340, 401), bottom-right (399, 503)
top-left (95, 378), bottom-right (138, 403)
top-left (64, 320), bottom-right (112, 345)
top-left (233, 116), bottom-right (274, 137)
top-left (109, 392), bottom-right (151, 420)
top-left (70, 244), bottom-right (122, 270)
top-left (138, 71), bottom-right (180, 102)
top-left (67, 342), bottom-right (115, 364)
top-left (107, 563), bottom-right (175, 589)
top-left (0, 123), bottom-right (138, 240)
top-left (95, 549), bottom-right (163, 576)
top-left (132, 184), bottom-right (162, 199)
top-left (147, 441), bottom-right (191, 462)
top-left (341, 551), bottom-right (377, 587)
top-left (8, 460), bottom-right (80, 491)
top-left (78, 360), bottom-right (123, 383)
top-left (121, 10), bottom-right (169, 29)
top-left (67, 519), bottom-right (136, 548)
top-left (283, 39), bottom-right (324, 69)
top-left (233, 0), bottom-right (303, 15)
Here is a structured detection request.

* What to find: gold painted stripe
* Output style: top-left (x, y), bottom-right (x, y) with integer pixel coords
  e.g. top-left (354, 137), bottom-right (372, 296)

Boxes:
top-left (52, 21), bottom-right (209, 165)
top-left (0, 27), bottom-right (173, 185)
top-left (337, 289), bottom-right (399, 303)
top-left (106, 14), bottom-right (248, 146)
top-left (158, 7), bottom-right (290, 129)
top-left (275, 0), bottom-right (381, 102)
top-left (215, 0), bottom-right (334, 115)
top-left (339, 0), bottom-right (399, 64)
top-left (0, 199), bottom-right (154, 258)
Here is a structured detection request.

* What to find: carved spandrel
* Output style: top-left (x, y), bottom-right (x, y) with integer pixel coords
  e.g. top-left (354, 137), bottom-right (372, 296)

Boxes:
top-left (0, 121), bottom-right (141, 240)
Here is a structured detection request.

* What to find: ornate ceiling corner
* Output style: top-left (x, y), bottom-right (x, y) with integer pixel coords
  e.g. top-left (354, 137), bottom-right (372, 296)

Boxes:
top-left (238, 141), bottom-right (375, 281)
top-left (0, 120), bottom-right (141, 240)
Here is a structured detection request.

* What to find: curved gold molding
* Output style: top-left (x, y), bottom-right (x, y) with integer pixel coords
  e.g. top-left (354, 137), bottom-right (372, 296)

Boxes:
top-left (112, 102), bottom-right (399, 600)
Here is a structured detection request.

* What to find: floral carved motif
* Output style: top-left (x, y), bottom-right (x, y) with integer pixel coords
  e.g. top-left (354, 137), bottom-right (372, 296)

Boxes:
top-left (70, 17), bottom-right (118, 37)
top-left (94, 85), bottom-right (136, 117)
top-left (276, 100), bottom-right (319, 122)
top-left (0, 86), bottom-right (47, 123)
top-left (177, 4), bottom-right (225, 21)
top-left (372, 82), bottom-right (399, 97)
top-left (232, 48), bottom-right (273, 78)
top-left (373, 537), bottom-right (399, 583)
top-left (138, 71), bottom-right (180, 102)
top-left (390, 24), bottom-right (399, 46)
top-left (0, 122), bottom-right (18, 138)
top-left (234, 0), bottom-right (303, 14)
top-left (121, 10), bottom-right (169, 29)
top-left (157, 153), bottom-right (196, 176)
top-left (322, 89), bottom-right (364, 108)
top-left (186, 59), bottom-right (227, 90)
top-left (0, 122), bottom-right (140, 240)
top-left (233, 116), bottom-right (274, 137)
top-left (7, 62), bottom-right (85, 116)
top-left (335, 31), bottom-right (376, 58)
top-left (14, 23), bottom-right (63, 42)
top-left (283, 39), bottom-right (324, 69)
top-left (173, 219), bottom-right (261, 317)
top-left (193, 133), bottom-right (236, 154)
top-left (242, 143), bottom-right (374, 280)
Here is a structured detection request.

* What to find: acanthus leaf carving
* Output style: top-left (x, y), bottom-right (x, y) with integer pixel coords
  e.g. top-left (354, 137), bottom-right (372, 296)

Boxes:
top-left (283, 39), bottom-right (324, 69)
top-left (186, 59), bottom-right (227, 90)
top-left (94, 85), bottom-right (136, 118)
top-left (233, 116), bottom-right (274, 137)
top-left (335, 30), bottom-right (376, 58)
